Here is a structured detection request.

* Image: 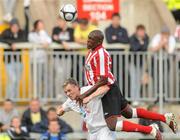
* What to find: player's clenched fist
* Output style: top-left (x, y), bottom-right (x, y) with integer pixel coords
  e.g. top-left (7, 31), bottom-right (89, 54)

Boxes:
top-left (56, 106), bottom-right (65, 116)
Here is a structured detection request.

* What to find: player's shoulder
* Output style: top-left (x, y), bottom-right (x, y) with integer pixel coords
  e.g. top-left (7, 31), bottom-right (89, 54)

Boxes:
top-left (62, 98), bottom-right (76, 110)
top-left (64, 98), bottom-right (73, 105)
top-left (80, 86), bottom-right (93, 95)
top-left (96, 47), bottom-right (109, 56)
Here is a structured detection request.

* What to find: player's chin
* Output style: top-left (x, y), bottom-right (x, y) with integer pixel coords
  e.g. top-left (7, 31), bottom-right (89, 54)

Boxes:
top-left (87, 45), bottom-right (91, 49)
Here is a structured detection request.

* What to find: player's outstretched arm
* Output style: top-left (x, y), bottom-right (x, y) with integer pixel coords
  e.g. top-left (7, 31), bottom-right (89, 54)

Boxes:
top-left (83, 85), bottom-right (110, 104)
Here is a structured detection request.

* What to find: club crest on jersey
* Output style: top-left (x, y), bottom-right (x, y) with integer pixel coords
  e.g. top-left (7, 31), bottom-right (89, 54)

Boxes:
top-left (85, 64), bottom-right (91, 71)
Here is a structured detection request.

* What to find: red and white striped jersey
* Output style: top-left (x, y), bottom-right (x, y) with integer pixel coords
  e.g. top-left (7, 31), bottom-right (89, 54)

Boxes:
top-left (85, 45), bottom-right (115, 85)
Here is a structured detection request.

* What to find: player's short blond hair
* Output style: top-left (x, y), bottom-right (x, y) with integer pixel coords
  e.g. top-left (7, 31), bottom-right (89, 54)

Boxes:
top-left (63, 78), bottom-right (78, 88)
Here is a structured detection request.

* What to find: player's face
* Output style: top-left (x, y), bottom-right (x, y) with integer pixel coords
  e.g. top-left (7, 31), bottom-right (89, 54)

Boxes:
top-left (87, 35), bottom-right (94, 49)
top-left (87, 35), bottom-right (98, 50)
top-left (64, 84), bottom-right (80, 100)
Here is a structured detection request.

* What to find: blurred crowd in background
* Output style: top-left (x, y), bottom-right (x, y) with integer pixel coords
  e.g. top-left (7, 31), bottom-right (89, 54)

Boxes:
top-left (0, 0), bottom-right (179, 51)
top-left (0, 98), bottom-right (166, 140)
top-left (0, 98), bottom-right (73, 140)
top-left (0, 0), bottom-right (179, 103)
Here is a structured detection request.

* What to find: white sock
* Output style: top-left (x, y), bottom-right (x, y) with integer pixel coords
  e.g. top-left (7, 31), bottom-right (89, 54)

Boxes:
top-left (150, 124), bottom-right (159, 138)
top-left (115, 120), bottom-right (123, 131)
top-left (132, 108), bottom-right (137, 118)
top-left (150, 126), bottom-right (156, 137)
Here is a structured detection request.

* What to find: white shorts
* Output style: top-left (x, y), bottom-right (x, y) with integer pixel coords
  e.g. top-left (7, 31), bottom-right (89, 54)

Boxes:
top-left (88, 127), bottom-right (115, 140)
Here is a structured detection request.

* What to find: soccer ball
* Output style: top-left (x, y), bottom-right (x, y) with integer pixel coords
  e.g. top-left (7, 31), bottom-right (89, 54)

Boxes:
top-left (60, 4), bottom-right (77, 22)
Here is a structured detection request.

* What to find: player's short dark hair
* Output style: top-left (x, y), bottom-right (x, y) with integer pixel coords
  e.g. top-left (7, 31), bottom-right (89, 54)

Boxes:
top-left (47, 107), bottom-right (56, 113)
top-left (136, 24), bottom-right (145, 30)
top-left (63, 78), bottom-right (78, 88)
top-left (112, 13), bottom-right (121, 19)
top-left (89, 30), bottom-right (104, 43)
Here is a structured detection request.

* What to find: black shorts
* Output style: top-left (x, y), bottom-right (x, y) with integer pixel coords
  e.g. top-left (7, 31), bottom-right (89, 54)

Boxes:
top-left (101, 82), bottom-right (128, 119)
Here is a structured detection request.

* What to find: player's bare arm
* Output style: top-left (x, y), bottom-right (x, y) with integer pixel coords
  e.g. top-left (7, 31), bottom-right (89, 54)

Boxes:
top-left (83, 85), bottom-right (110, 104)
top-left (77, 76), bottom-right (108, 101)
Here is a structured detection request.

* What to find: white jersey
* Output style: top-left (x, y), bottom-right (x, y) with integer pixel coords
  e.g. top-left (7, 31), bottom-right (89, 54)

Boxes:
top-left (62, 86), bottom-right (108, 133)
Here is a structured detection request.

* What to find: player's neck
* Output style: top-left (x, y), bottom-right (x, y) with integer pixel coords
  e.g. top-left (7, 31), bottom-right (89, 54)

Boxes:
top-left (91, 44), bottom-right (102, 51)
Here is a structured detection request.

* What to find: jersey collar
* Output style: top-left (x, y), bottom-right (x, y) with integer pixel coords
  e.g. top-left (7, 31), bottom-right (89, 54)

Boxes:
top-left (91, 44), bottom-right (103, 52)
